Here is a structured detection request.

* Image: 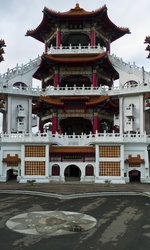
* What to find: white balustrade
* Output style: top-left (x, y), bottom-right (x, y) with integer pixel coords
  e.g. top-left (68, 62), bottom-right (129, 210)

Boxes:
top-left (0, 131), bottom-right (148, 145)
top-left (0, 54), bottom-right (150, 97)
top-left (43, 81), bottom-right (150, 96)
top-left (0, 57), bottom-right (41, 83)
top-left (109, 54), bottom-right (150, 81)
top-left (0, 81), bottom-right (150, 97)
top-left (48, 44), bottom-right (105, 55)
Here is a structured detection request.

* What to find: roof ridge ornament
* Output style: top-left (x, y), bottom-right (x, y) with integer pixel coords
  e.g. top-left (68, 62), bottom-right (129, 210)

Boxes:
top-left (75, 2), bottom-right (80, 9)
top-left (69, 1), bottom-right (83, 11)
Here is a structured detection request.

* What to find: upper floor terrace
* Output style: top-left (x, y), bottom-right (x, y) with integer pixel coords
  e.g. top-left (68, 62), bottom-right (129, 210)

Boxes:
top-left (0, 57), bottom-right (40, 85)
top-left (0, 54), bottom-right (150, 98)
top-left (48, 44), bottom-right (105, 55)
top-left (0, 80), bottom-right (150, 98)
top-left (0, 131), bottom-right (149, 146)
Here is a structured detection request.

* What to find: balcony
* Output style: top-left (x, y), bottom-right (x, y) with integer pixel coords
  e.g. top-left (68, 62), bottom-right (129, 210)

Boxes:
top-left (1, 81), bottom-right (150, 98)
top-left (48, 44), bottom-right (105, 55)
top-left (0, 131), bottom-right (148, 145)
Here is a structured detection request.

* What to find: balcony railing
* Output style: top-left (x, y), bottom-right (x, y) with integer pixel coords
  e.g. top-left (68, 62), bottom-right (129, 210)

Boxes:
top-left (1, 82), bottom-right (150, 98)
top-left (48, 44), bottom-right (105, 55)
top-left (0, 57), bottom-right (40, 83)
top-left (0, 131), bottom-right (149, 145)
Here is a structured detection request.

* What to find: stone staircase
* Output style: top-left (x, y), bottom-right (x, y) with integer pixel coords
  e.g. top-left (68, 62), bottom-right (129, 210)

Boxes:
top-left (109, 54), bottom-right (150, 83)
top-left (0, 56), bottom-right (41, 85)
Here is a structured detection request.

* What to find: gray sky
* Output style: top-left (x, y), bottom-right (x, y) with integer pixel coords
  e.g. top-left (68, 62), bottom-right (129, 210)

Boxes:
top-left (0, 0), bottom-right (150, 74)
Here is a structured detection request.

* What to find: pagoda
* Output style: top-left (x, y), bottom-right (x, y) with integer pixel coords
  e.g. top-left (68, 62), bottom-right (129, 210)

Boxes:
top-left (26, 3), bottom-right (129, 182)
top-left (0, 4), bottom-right (150, 184)
top-left (27, 4), bottom-right (130, 138)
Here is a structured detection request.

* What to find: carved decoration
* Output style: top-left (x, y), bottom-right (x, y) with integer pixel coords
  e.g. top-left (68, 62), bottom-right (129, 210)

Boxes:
top-left (124, 154), bottom-right (144, 164)
top-left (3, 154), bottom-right (21, 163)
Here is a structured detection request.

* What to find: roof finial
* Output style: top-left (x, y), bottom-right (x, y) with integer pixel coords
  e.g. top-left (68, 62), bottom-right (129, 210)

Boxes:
top-left (75, 0), bottom-right (80, 9)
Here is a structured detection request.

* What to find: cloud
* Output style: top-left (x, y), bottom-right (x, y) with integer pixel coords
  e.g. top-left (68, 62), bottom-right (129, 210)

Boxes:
top-left (0, 0), bottom-right (149, 74)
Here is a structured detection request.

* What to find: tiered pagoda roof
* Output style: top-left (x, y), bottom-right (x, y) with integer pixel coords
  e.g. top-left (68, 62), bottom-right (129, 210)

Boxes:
top-left (32, 95), bottom-right (118, 114)
top-left (27, 4), bottom-right (128, 85)
top-left (33, 52), bottom-right (119, 82)
top-left (26, 3), bottom-right (130, 43)
top-left (43, 52), bottom-right (107, 63)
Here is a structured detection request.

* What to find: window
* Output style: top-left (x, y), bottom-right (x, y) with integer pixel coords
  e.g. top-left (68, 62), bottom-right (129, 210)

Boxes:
top-left (85, 165), bottom-right (94, 176)
top-left (52, 165), bottom-right (60, 176)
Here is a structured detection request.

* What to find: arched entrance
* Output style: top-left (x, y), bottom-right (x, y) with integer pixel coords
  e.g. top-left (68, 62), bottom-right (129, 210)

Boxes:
top-left (85, 165), bottom-right (94, 176)
top-left (129, 170), bottom-right (141, 182)
top-left (7, 169), bottom-right (18, 181)
top-left (64, 165), bottom-right (81, 181)
top-left (52, 164), bottom-right (60, 176)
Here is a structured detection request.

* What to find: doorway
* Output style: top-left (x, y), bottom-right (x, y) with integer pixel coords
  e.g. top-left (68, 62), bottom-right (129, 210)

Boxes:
top-left (64, 165), bottom-right (81, 181)
top-left (7, 169), bottom-right (18, 181)
top-left (129, 170), bottom-right (141, 182)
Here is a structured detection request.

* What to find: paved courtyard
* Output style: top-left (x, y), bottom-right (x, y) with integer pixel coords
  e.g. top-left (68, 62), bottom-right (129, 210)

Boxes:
top-left (0, 191), bottom-right (150, 250)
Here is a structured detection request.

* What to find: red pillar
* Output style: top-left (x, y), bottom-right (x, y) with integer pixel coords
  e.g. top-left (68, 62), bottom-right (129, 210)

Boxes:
top-left (42, 80), bottom-right (45, 90)
top-left (45, 43), bottom-right (48, 53)
top-left (93, 111), bottom-right (99, 134)
top-left (54, 69), bottom-right (60, 88)
top-left (56, 28), bottom-right (61, 48)
top-left (90, 29), bottom-right (96, 47)
top-left (52, 112), bottom-right (58, 134)
top-left (92, 69), bottom-right (98, 87)
top-left (107, 43), bottom-right (110, 53)
top-left (38, 118), bottom-right (43, 133)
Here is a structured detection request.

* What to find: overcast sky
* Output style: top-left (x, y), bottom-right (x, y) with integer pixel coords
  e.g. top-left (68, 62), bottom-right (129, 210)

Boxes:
top-left (0, 0), bottom-right (150, 75)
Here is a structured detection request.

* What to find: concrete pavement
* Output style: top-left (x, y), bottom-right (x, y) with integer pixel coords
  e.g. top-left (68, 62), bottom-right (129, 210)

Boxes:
top-left (0, 192), bottom-right (150, 250)
top-left (0, 181), bottom-right (150, 195)
top-left (0, 181), bottom-right (150, 250)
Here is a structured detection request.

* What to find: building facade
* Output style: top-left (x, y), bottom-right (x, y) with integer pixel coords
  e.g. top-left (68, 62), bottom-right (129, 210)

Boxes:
top-left (0, 4), bottom-right (150, 184)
